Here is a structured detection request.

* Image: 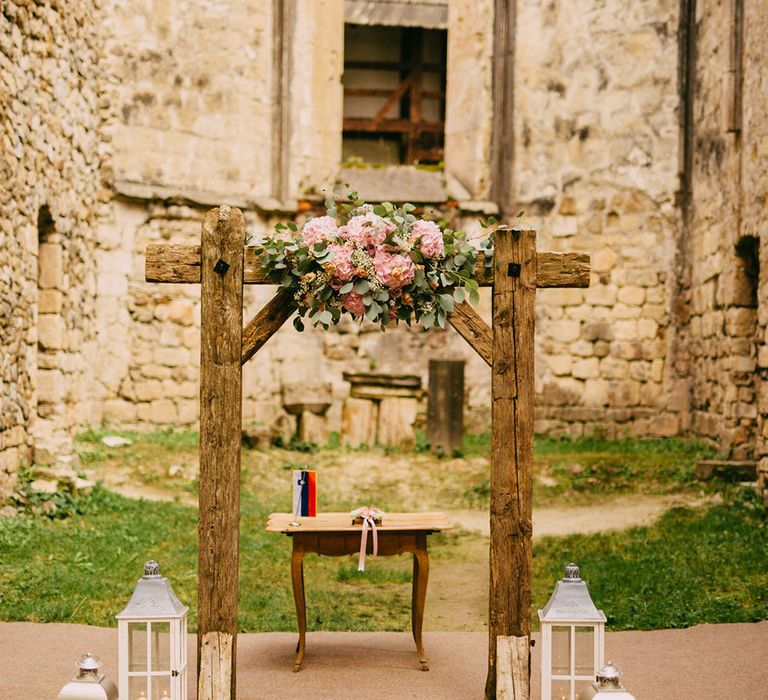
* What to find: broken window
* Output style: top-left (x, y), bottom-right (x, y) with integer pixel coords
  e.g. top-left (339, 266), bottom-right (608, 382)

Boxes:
top-left (342, 23), bottom-right (447, 166)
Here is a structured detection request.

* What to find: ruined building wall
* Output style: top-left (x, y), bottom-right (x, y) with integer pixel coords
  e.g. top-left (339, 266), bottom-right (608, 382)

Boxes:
top-left (744, 2), bottom-right (768, 486)
top-left (680, 0), bottom-right (768, 462)
top-left (514, 0), bottom-right (684, 438)
top-left (0, 0), bottom-right (106, 499)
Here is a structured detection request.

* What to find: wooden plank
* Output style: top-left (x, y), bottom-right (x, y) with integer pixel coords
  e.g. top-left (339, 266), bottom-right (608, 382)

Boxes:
top-left (266, 511), bottom-right (453, 533)
top-left (241, 288), bottom-right (296, 365)
top-left (496, 636), bottom-right (531, 699)
top-left (448, 301), bottom-right (493, 366)
top-left (487, 228), bottom-right (535, 699)
top-left (146, 246), bottom-right (589, 288)
top-left (371, 75), bottom-right (413, 129)
top-left (342, 118), bottom-right (444, 134)
top-left (343, 372), bottom-right (422, 389)
top-left (427, 360), bottom-right (465, 454)
top-left (197, 206), bottom-right (244, 700)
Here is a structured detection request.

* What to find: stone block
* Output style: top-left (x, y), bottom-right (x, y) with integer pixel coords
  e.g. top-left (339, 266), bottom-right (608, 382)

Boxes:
top-left (546, 355), bottom-right (572, 376)
top-left (38, 243), bottom-right (63, 289)
top-left (572, 358), bottom-right (599, 379)
top-left (584, 284), bottom-right (617, 306)
top-left (617, 286), bottom-right (645, 305)
top-left (38, 314), bottom-right (65, 350)
top-left (637, 319), bottom-right (659, 339)
top-left (583, 379), bottom-right (609, 406)
top-left (649, 413), bottom-right (680, 437)
top-left (103, 399), bottom-right (137, 423)
top-left (342, 398), bottom-right (377, 448)
top-left (592, 248), bottom-right (618, 273)
top-left (725, 308), bottom-right (756, 337)
top-left (377, 397), bottom-right (418, 449)
top-left (298, 412), bottom-right (328, 444)
top-left (613, 303), bottom-right (642, 319)
top-left (38, 290), bottom-right (63, 314)
top-left (149, 400), bottom-right (178, 424)
top-left (37, 369), bottom-right (65, 403)
top-left (582, 320), bottom-right (612, 342)
top-left (548, 319), bottom-right (581, 342)
top-left (569, 340), bottom-right (593, 357)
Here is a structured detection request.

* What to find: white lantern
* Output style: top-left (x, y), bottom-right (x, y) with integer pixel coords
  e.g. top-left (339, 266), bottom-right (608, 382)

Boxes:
top-left (539, 563), bottom-right (606, 700)
top-left (578, 662), bottom-right (636, 700)
top-left (116, 560), bottom-right (188, 700)
top-left (57, 653), bottom-right (118, 700)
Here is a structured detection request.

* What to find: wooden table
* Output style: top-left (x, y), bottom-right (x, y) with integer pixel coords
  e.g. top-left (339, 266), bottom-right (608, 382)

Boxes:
top-left (266, 511), bottom-right (453, 672)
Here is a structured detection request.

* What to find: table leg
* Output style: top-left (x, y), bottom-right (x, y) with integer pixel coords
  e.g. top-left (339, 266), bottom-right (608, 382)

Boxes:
top-left (291, 546), bottom-right (306, 672)
top-left (412, 546), bottom-right (430, 671)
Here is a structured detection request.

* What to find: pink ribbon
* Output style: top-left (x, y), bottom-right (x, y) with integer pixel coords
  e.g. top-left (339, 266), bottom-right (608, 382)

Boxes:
top-left (355, 507), bottom-right (380, 571)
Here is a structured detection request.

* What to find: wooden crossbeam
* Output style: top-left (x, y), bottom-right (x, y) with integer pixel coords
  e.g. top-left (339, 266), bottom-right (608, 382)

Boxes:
top-left (146, 245), bottom-right (589, 289)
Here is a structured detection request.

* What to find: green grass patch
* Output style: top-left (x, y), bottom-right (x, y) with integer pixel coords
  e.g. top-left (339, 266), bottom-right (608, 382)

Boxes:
top-left (533, 493), bottom-right (768, 630)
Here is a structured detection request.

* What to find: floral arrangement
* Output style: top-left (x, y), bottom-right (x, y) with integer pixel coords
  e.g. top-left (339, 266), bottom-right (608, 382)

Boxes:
top-left (254, 192), bottom-right (494, 331)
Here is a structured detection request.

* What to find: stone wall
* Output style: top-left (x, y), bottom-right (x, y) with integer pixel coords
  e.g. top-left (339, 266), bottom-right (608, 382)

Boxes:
top-left (678, 0), bottom-right (768, 464)
top-left (0, 0), bottom-right (106, 499)
top-left (513, 0), bottom-right (684, 438)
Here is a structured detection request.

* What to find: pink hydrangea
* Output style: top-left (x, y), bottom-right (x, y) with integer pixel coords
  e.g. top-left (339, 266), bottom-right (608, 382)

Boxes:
top-left (410, 220), bottom-right (444, 258)
top-left (324, 244), bottom-right (356, 282)
top-left (342, 291), bottom-right (366, 317)
top-left (301, 215), bottom-right (338, 246)
top-left (339, 213), bottom-right (395, 249)
top-left (373, 250), bottom-right (415, 289)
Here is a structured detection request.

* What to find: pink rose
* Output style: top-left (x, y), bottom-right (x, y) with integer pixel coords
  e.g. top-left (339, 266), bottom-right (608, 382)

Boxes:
top-left (324, 244), bottom-right (356, 282)
top-left (342, 291), bottom-right (366, 317)
top-left (410, 220), bottom-right (444, 258)
top-left (301, 215), bottom-right (338, 246)
top-left (339, 213), bottom-right (395, 249)
top-left (373, 250), bottom-right (415, 289)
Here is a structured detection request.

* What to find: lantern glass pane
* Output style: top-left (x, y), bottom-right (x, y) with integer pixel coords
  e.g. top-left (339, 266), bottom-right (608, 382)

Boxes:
top-left (152, 675), bottom-right (171, 699)
top-left (129, 675), bottom-right (148, 700)
top-left (551, 678), bottom-right (571, 700)
top-left (575, 625), bottom-right (594, 675)
top-left (151, 621), bottom-right (171, 671)
top-left (129, 622), bottom-right (148, 672)
top-left (551, 626), bottom-right (571, 675)
top-left (575, 679), bottom-right (592, 697)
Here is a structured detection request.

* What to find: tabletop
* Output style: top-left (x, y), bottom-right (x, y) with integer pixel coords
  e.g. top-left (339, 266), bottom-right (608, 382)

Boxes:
top-left (266, 511), bottom-right (453, 533)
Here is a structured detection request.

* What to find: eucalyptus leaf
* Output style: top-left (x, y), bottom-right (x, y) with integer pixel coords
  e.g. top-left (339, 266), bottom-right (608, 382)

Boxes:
top-left (339, 282), bottom-right (354, 294)
top-left (354, 279), bottom-right (370, 294)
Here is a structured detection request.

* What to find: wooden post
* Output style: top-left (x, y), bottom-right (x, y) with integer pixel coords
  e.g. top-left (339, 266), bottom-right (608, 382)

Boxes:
top-left (486, 228), bottom-right (535, 699)
top-left (427, 359), bottom-right (465, 454)
top-left (197, 206), bottom-right (244, 700)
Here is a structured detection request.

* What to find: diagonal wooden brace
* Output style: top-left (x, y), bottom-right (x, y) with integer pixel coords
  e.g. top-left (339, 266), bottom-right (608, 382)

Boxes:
top-left (448, 302), bottom-right (493, 367)
top-left (241, 288), bottom-right (297, 365)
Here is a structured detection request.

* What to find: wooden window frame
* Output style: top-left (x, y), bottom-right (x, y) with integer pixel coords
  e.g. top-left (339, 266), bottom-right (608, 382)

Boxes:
top-left (342, 26), bottom-right (447, 165)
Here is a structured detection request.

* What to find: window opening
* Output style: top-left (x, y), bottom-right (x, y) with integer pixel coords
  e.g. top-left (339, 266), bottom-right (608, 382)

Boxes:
top-left (342, 24), bottom-right (447, 166)
top-left (734, 235), bottom-right (759, 308)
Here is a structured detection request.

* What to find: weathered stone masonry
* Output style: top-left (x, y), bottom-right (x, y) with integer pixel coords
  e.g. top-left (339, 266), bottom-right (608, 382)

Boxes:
top-left (2, 0), bottom-right (768, 502)
top-left (1, 0), bottom-right (108, 499)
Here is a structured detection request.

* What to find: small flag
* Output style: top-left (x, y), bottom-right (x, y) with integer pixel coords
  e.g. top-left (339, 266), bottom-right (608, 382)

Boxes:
top-left (292, 470), bottom-right (317, 517)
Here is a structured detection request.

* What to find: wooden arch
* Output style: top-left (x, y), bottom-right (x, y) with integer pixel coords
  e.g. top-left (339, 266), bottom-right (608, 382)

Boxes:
top-left (145, 206), bottom-right (590, 699)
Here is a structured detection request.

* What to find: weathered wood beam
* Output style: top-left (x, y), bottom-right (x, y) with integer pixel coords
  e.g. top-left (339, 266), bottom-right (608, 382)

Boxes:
top-left (496, 636), bottom-right (530, 700)
top-left (241, 289), bottom-right (296, 365)
top-left (197, 206), bottom-right (243, 700)
top-left (146, 246), bottom-right (589, 288)
top-left (487, 228), bottom-right (534, 699)
top-left (448, 301), bottom-right (493, 366)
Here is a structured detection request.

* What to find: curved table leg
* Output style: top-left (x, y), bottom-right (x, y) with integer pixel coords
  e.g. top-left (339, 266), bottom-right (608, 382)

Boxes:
top-left (412, 546), bottom-right (430, 671)
top-left (291, 547), bottom-right (306, 672)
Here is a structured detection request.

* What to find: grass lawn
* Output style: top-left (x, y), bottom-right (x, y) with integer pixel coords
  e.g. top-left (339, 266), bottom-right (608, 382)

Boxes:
top-left (0, 430), bottom-right (765, 633)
